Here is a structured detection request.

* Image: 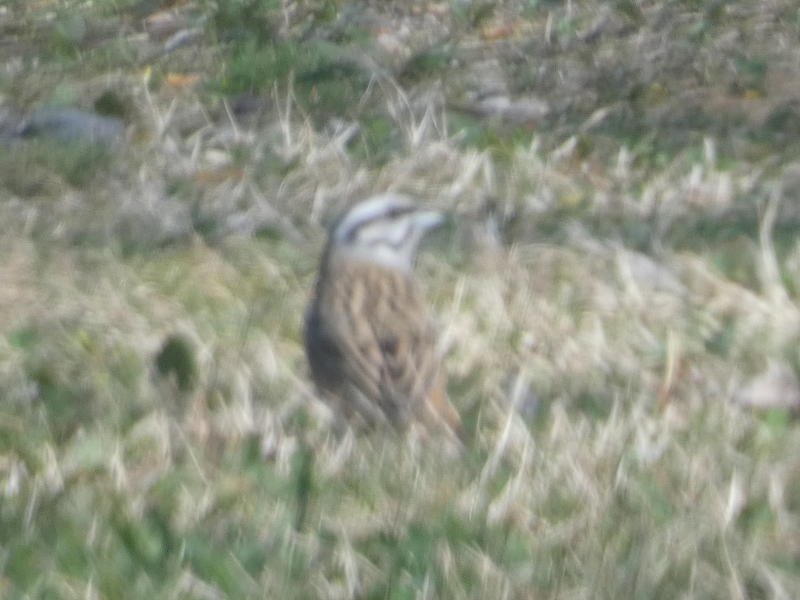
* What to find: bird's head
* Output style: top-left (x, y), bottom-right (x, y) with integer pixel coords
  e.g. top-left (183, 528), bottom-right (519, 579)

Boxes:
top-left (329, 193), bottom-right (444, 271)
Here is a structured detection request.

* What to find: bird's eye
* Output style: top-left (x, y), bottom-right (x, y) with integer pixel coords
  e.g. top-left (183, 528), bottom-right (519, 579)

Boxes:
top-left (387, 206), bottom-right (411, 219)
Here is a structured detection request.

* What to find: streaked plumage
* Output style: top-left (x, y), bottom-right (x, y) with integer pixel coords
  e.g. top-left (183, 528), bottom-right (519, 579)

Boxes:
top-left (304, 193), bottom-right (461, 436)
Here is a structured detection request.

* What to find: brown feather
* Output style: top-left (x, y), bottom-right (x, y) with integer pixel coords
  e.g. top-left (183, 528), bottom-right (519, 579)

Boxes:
top-left (303, 195), bottom-right (461, 439)
top-left (307, 255), bottom-right (439, 428)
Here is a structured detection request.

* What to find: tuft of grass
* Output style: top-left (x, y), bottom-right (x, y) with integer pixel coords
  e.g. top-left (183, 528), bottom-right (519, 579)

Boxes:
top-left (217, 37), bottom-right (372, 122)
top-left (2, 0), bottom-right (800, 597)
top-left (0, 139), bottom-right (112, 193)
top-left (154, 333), bottom-right (197, 392)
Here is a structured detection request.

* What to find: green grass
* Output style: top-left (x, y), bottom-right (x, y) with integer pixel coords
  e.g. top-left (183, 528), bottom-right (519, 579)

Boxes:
top-left (1, 0), bottom-right (800, 597)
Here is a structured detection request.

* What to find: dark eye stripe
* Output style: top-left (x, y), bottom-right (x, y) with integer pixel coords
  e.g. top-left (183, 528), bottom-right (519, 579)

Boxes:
top-left (385, 206), bottom-right (415, 219)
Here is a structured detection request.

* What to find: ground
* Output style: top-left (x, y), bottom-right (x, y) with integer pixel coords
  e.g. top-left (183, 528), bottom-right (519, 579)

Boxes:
top-left (1, 0), bottom-right (799, 598)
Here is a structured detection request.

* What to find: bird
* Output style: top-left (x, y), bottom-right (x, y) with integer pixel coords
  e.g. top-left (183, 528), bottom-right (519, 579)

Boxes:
top-left (304, 193), bottom-right (462, 438)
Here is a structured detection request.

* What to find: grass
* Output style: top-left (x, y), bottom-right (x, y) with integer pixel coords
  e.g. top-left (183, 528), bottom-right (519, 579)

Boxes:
top-left (1, 0), bottom-right (800, 598)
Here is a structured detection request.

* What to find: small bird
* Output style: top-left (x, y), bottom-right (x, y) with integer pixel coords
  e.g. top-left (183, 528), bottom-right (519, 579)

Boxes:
top-left (304, 193), bottom-right (462, 438)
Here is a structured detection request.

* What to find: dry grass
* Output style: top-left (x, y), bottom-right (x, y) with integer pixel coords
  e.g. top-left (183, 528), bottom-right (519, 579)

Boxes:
top-left (1, 0), bottom-right (800, 598)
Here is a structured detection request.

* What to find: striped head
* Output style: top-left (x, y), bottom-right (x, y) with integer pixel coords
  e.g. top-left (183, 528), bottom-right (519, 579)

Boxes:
top-left (328, 193), bottom-right (444, 271)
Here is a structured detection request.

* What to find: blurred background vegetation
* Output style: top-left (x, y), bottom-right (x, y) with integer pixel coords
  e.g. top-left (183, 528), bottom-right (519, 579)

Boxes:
top-left (1, 0), bottom-right (799, 597)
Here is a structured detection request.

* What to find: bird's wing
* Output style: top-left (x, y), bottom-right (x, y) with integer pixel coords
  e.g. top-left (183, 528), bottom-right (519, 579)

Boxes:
top-left (323, 262), bottom-right (439, 427)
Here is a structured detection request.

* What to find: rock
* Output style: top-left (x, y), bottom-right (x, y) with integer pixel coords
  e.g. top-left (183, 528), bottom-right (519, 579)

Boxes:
top-left (18, 107), bottom-right (124, 145)
top-left (733, 362), bottom-right (800, 412)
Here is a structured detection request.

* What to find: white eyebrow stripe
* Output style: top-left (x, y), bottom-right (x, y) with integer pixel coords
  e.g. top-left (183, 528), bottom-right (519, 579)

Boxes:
top-left (332, 194), bottom-right (415, 242)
